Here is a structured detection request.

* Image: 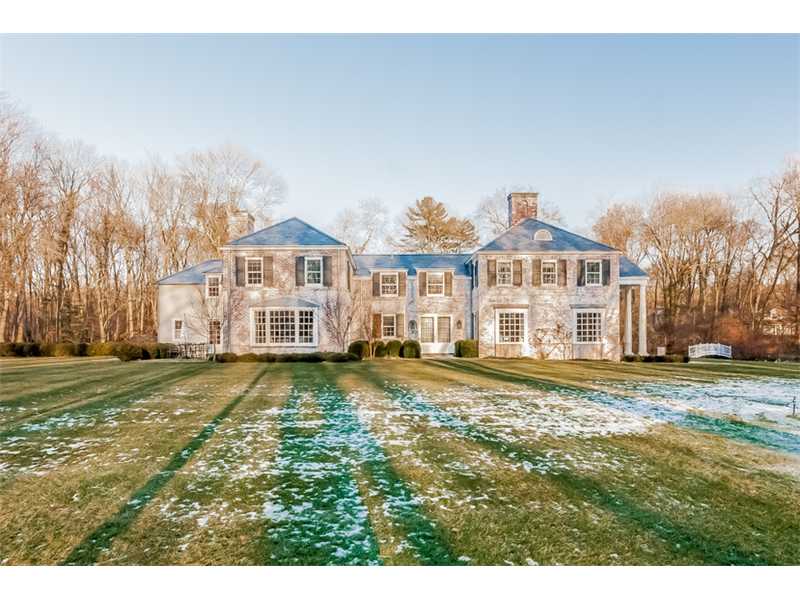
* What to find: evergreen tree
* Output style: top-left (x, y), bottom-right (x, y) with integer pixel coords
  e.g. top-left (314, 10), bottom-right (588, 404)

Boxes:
top-left (399, 196), bottom-right (479, 253)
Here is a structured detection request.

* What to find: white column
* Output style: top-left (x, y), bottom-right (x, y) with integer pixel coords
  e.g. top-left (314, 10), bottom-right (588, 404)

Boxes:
top-left (624, 287), bottom-right (633, 356)
top-left (638, 283), bottom-right (648, 355)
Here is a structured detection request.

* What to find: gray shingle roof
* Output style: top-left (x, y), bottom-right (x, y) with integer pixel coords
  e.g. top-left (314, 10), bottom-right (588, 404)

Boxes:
top-left (354, 254), bottom-right (470, 277)
top-left (620, 256), bottom-right (648, 278)
top-left (157, 259), bottom-right (222, 285)
top-left (478, 218), bottom-right (619, 253)
top-left (226, 217), bottom-right (346, 247)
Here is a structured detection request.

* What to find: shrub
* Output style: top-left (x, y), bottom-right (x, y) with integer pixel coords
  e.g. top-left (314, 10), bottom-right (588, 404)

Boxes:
top-left (87, 342), bottom-right (113, 357)
top-left (52, 342), bottom-right (80, 357)
top-left (141, 342), bottom-right (173, 359)
top-left (257, 352), bottom-right (278, 363)
top-left (400, 340), bottom-right (421, 359)
top-left (21, 342), bottom-right (41, 357)
top-left (237, 353), bottom-right (260, 362)
top-left (372, 340), bottom-right (387, 358)
top-left (215, 352), bottom-right (239, 363)
top-left (454, 339), bottom-right (479, 358)
top-left (0, 342), bottom-right (16, 357)
top-left (110, 343), bottom-right (143, 361)
top-left (276, 352), bottom-right (324, 363)
top-left (347, 340), bottom-right (371, 360)
top-left (666, 353), bottom-right (689, 363)
top-left (386, 339), bottom-right (402, 358)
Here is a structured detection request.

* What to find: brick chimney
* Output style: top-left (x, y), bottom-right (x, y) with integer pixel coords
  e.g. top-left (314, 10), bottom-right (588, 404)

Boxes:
top-left (507, 192), bottom-right (539, 227)
top-left (229, 210), bottom-right (255, 240)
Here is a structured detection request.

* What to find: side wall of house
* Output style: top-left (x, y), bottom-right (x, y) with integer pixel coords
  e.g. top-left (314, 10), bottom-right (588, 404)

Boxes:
top-left (157, 283), bottom-right (209, 344)
top-left (472, 253), bottom-right (621, 360)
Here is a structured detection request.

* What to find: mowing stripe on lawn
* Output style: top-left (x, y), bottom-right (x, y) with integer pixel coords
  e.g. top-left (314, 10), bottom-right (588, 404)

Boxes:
top-left (360, 363), bottom-right (769, 565)
top-left (0, 363), bottom-right (210, 439)
top-left (262, 365), bottom-right (456, 565)
top-left (61, 365), bottom-right (270, 565)
top-left (430, 360), bottom-right (800, 455)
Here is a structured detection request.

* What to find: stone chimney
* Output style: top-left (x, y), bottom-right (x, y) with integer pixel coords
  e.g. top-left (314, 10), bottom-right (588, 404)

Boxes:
top-left (507, 192), bottom-right (539, 227)
top-left (229, 210), bottom-right (255, 240)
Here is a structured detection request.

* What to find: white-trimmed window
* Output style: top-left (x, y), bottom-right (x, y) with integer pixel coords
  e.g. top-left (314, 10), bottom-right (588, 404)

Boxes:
top-left (585, 260), bottom-right (602, 286)
top-left (497, 260), bottom-right (513, 286)
top-left (206, 275), bottom-right (221, 298)
top-left (382, 314), bottom-right (396, 338)
top-left (541, 261), bottom-right (557, 286)
top-left (253, 308), bottom-right (317, 346)
top-left (305, 257), bottom-right (322, 286)
top-left (173, 319), bottom-right (183, 341)
top-left (380, 272), bottom-right (398, 296)
top-left (496, 310), bottom-right (525, 343)
top-left (246, 258), bottom-right (263, 286)
top-left (575, 311), bottom-right (602, 343)
top-left (208, 319), bottom-right (221, 345)
top-left (427, 272), bottom-right (444, 296)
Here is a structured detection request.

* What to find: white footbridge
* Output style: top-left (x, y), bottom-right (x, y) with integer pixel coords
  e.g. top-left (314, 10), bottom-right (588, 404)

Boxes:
top-left (688, 343), bottom-right (732, 360)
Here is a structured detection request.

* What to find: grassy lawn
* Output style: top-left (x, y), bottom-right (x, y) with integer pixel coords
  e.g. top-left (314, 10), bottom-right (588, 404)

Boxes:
top-left (0, 357), bottom-right (798, 565)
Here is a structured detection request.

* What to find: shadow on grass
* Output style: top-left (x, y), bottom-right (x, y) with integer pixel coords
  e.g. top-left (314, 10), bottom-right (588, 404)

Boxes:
top-left (360, 362), bottom-right (773, 565)
top-left (61, 366), bottom-right (269, 565)
top-left (429, 360), bottom-right (800, 455)
top-left (261, 364), bottom-right (457, 565)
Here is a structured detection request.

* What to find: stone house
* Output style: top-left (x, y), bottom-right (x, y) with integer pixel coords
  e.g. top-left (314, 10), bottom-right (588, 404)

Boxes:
top-left (157, 193), bottom-right (649, 359)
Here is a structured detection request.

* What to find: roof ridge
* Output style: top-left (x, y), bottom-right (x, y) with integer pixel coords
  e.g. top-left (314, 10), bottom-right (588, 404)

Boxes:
top-left (475, 217), bottom-right (621, 254)
top-left (225, 216), bottom-right (346, 247)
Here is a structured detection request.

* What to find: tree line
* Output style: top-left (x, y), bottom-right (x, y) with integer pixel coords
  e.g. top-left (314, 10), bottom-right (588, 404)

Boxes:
top-left (2, 99), bottom-right (797, 355)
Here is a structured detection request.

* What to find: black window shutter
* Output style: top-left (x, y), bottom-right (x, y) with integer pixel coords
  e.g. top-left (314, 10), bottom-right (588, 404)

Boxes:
top-left (445, 272), bottom-right (453, 296)
top-left (513, 260), bottom-right (523, 286)
top-left (532, 259), bottom-right (542, 286)
top-left (602, 259), bottom-right (611, 286)
top-left (577, 259), bottom-right (585, 287)
top-left (323, 256), bottom-right (332, 286)
top-left (295, 256), bottom-right (305, 286)
top-left (263, 255), bottom-right (274, 287)
top-left (235, 256), bottom-right (245, 287)
top-left (372, 273), bottom-right (380, 296)
top-left (558, 259), bottom-right (567, 287)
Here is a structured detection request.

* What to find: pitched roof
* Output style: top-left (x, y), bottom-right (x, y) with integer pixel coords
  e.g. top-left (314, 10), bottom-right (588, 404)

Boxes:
top-left (157, 259), bottom-right (222, 285)
top-left (620, 256), bottom-right (648, 278)
top-left (354, 254), bottom-right (471, 277)
top-left (478, 218), bottom-right (619, 253)
top-left (225, 217), bottom-right (346, 247)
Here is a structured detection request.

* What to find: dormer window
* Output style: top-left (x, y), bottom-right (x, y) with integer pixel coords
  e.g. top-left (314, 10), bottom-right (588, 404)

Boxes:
top-left (533, 229), bottom-right (553, 241)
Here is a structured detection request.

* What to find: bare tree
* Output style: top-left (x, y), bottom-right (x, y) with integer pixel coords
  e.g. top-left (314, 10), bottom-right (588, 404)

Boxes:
top-left (475, 186), bottom-right (563, 242)
top-left (329, 197), bottom-right (390, 254)
top-left (320, 288), bottom-right (363, 352)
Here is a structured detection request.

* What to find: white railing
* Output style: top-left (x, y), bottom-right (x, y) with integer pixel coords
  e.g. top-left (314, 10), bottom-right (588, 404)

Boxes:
top-left (688, 343), bottom-right (732, 359)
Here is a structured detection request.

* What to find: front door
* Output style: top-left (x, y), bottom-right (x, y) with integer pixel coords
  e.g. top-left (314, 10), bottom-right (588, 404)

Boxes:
top-left (419, 315), bottom-right (453, 355)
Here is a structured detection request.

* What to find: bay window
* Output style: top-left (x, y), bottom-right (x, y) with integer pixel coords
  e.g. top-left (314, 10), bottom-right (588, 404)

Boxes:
top-left (253, 308), bottom-right (317, 346)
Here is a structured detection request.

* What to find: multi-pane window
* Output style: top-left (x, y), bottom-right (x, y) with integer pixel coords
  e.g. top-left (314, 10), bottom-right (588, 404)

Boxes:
top-left (246, 258), bottom-right (263, 286)
top-left (298, 310), bottom-right (314, 344)
top-left (541, 261), bottom-right (557, 285)
top-left (420, 316), bottom-right (435, 343)
top-left (427, 272), bottom-right (444, 295)
top-left (207, 275), bottom-right (220, 298)
top-left (173, 319), bottom-right (183, 341)
top-left (254, 311), bottom-right (269, 344)
top-left (437, 316), bottom-right (451, 343)
top-left (585, 260), bottom-right (601, 286)
top-left (380, 273), bottom-right (398, 296)
top-left (576, 311), bottom-right (602, 343)
top-left (497, 311), bottom-right (524, 343)
top-left (269, 310), bottom-right (296, 345)
top-left (254, 309), bottom-right (316, 346)
top-left (497, 261), bottom-right (513, 286)
top-left (382, 314), bottom-right (396, 338)
top-left (208, 319), bottom-right (221, 345)
top-left (305, 257), bottom-right (322, 286)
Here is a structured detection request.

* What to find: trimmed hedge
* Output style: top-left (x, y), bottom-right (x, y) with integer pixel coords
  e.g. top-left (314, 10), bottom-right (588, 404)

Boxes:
top-left (386, 339), bottom-right (402, 358)
top-left (0, 341), bottom-right (175, 361)
top-left (372, 340), bottom-right (387, 358)
top-left (88, 342), bottom-right (143, 361)
top-left (215, 352), bottom-right (239, 363)
top-left (400, 340), bottom-right (421, 359)
top-left (237, 353), bottom-right (261, 362)
top-left (454, 339), bottom-right (479, 358)
top-left (213, 351), bottom-right (361, 363)
top-left (347, 340), bottom-right (371, 360)
top-left (622, 353), bottom-right (688, 363)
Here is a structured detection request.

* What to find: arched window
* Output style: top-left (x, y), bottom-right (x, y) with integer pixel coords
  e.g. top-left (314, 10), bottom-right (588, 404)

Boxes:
top-left (533, 229), bottom-right (553, 241)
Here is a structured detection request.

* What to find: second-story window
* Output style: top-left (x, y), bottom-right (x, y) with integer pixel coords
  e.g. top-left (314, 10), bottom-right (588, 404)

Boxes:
top-left (305, 257), bottom-right (322, 286)
top-left (586, 260), bottom-right (602, 286)
top-left (207, 275), bottom-right (220, 298)
top-left (497, 261), bottom-right (513, 286)
top-left (541, 261), bottom-right (557, 286)
top-left (380, 272), bottom-right (398, 296)
top-left (246, 258), bottom-right (263, 286)
top-left (427, 272), bottom-right (444, 295)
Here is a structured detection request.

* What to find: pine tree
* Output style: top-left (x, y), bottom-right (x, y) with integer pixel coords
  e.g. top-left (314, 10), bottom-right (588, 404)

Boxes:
top-left (400, 196), bottom-right (479, 253)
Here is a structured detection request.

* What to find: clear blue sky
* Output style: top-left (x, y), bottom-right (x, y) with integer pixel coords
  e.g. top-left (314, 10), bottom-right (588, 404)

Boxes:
top-left (1, 34), bottom-right (798, 230)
